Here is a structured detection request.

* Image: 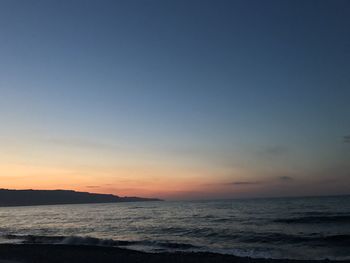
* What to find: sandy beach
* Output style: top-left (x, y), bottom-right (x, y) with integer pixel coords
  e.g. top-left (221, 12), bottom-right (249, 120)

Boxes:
top-left (0, 244), bottom-right (349, 263)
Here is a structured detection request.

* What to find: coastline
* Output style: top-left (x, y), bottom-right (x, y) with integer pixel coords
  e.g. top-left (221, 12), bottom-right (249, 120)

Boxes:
top-left (0, 244), bottom-right (349, 263)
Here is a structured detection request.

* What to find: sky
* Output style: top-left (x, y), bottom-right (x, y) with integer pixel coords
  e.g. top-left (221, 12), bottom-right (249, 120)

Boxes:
top-left (0, 0), bottom-right (349, 200)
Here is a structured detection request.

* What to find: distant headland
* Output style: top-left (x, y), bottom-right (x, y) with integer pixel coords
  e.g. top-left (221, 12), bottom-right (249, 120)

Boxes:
top-left (0, 189), bottom-right (162, 207)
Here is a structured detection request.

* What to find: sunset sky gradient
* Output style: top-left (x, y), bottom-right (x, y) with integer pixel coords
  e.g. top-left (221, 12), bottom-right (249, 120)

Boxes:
top-left (0, 0), bottom-right (349, 199)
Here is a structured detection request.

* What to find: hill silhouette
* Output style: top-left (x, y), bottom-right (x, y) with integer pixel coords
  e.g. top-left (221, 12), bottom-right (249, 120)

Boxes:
top-left (0, 189), bottom-right (161, 207)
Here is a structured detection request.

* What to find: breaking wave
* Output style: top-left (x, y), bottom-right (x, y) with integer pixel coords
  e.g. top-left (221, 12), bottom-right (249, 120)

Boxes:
top-left (2, 234), bottom-right (198, 250)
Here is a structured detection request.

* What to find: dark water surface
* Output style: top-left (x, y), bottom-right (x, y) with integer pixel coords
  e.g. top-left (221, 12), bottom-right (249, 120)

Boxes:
top-left (0, 196), bottom-right (349, 260)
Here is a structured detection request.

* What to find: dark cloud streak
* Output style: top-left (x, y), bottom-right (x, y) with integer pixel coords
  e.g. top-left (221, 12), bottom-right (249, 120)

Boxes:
top-left (344, 135), bottom-right (350, 143)
top-left (279, 176), bottom-right (293, 181)
top-left (257, 146), bottom-right (289, 158)
top-left (227, 181), bottom-right (262, 185)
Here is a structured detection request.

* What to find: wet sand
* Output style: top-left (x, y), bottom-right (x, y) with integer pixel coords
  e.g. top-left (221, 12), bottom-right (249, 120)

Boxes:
top-left (0, 244), bottom-right (348, 263)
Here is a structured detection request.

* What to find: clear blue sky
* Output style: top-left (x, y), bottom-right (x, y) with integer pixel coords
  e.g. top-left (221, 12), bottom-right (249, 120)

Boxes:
top-left (0, 0), bottom-right (349, 199)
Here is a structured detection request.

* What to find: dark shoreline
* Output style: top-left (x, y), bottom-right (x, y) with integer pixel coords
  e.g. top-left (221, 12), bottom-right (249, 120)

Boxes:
top-left (0, 189), bottom-right (162, 207)
top-left (0, 244), bottom-right (349, 263)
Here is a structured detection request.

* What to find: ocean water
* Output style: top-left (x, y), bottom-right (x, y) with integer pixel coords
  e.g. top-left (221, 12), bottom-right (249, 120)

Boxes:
top-left (0, 195), bottom-right (349, 260)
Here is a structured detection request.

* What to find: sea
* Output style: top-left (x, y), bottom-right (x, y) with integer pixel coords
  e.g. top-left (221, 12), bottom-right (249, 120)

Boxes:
top-left (0, 195), bottom-right (349, 260)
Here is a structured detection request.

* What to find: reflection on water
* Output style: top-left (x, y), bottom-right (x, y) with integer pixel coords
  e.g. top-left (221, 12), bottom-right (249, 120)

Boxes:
top-left (0, 196), bottom-right (349, 260)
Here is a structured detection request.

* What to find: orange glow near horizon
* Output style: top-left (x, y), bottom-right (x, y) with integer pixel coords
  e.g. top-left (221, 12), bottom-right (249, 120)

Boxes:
top-left (1, 138), bottom-right (347, 200)
top-left (0, 161), bottom-right (232, 199)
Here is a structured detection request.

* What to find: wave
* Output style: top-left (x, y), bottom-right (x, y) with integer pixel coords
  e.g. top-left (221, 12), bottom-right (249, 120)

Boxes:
top-left (155, 241), bottom-right (197, 249)
top-left (2, 234), bottom-right (197, 250)
top-left (2, 233), bottom-right (350, 260)
top-left (4, 231), bottom-right (350, 247)
top-left (0, 234), bottom-right (278, 259)
top-left (274, 215), bottom-right (350, 224)
top-left (4, 235), bottom-right (136, 246)
top-left (296, 211), bottom-right (350, 216)
top-left (237, 233), bottom-right (350, 246)
top-left (322, 235), bottom-right (350, 245)
top-left (211, 217), bottom-right (236, 223)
